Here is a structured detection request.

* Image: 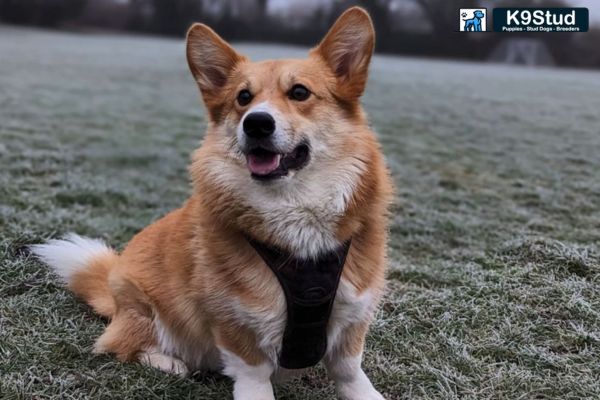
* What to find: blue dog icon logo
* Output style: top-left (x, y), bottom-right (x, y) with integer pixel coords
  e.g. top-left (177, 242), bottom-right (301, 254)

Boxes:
top-left (460, 9), bottom-right (487, 31)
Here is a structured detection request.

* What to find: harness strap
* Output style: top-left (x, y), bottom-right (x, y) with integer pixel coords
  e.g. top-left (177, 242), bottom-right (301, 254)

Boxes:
top-left (247, 238), bottom-right (351, 369)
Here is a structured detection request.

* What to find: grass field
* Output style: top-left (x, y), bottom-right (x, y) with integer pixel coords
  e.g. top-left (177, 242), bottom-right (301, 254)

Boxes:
top-left (1, 25), bottom-right (600, 399)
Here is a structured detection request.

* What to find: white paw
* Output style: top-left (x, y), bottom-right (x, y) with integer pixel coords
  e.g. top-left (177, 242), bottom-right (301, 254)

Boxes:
top-left (233, 390), bottom-right (275, 400)
top-left (233, 382), bottom-right (275, 400)
top-left (338, 385), bottom-right (385, 400)
top-left (327, 356), bottom-right (385, 400)
top-left (336, 374), bottom-right (385, 400)
top-left (139, 349), bottom-right (189, 377)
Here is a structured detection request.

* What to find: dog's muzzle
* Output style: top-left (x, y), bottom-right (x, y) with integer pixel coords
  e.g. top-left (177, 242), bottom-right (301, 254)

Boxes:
top-left (244, 141), bottom-right (310, 181)
top-left (240, 111), bottom-right (310, 180)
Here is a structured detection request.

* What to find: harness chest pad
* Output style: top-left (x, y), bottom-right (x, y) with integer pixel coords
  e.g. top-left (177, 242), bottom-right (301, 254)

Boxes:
top-left (248, 238), bottom-right (351, 369)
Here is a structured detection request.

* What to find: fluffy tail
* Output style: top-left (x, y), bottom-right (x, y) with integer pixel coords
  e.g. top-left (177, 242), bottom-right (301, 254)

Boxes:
top-left (30, 233), bottom-right (119, 318)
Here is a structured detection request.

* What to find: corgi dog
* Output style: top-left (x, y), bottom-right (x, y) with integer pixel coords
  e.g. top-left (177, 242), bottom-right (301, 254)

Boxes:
top-left (31, 7), bottom-right (393, 400)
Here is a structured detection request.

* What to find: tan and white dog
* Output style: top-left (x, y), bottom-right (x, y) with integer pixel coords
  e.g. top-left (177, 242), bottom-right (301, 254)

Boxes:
top-left (31, 7), bottom-right (393, 400)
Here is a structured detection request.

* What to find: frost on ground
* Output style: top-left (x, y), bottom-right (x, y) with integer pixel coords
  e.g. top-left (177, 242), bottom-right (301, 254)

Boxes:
top-left (1, 26), bottom-right (600, 399)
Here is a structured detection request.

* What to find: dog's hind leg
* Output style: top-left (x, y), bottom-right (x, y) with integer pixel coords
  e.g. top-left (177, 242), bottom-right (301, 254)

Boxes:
top-left (93, 307), bottom-right (154, 360)
top-left (31, 235), bottom-right (185, 376)
top-left (94, 308), bottom-right (189, 376)
top-left (93, 273), bottom-right (189, 376)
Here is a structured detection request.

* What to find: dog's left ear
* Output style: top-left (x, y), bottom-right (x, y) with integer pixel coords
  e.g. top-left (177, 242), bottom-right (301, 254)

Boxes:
top-left (311, 7), bottom-right (375, 99)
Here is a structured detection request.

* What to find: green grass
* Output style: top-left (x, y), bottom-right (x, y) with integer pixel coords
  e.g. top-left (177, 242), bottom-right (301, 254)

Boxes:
top-left (1, 25), bottom-right (600, 399)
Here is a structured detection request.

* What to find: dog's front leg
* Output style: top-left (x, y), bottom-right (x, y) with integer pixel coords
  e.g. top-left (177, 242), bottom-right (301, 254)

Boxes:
top-left (325, 323), bottom-right (385, 400)
top-left (326, 354), bottom-right (384, 400)
top-left (220, 347), bottom-right (275, 400)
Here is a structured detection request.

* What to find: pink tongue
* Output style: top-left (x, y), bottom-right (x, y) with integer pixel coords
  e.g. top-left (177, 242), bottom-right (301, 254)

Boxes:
top-left (247, 153), bottom-right (281, 175)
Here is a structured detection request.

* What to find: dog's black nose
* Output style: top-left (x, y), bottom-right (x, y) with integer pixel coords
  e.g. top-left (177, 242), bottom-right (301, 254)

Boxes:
top-left (243, 112), bottom-right (275, 138)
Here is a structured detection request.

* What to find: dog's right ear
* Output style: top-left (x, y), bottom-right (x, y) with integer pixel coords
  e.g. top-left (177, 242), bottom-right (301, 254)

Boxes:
top-left (186, 24), bottom-right (246, 100)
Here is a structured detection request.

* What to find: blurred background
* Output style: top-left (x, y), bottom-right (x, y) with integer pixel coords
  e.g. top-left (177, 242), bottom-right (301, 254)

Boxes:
top-left (2, 1), bottom-right (600, 399)
top-left (0, 0), bottom-right (599, 68)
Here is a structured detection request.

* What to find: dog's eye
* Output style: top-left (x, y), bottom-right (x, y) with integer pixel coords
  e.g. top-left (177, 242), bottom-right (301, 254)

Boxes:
top-left (237, 89), bottom-right (253, 106)
top-left (289, 84), bottom-right (310, 101)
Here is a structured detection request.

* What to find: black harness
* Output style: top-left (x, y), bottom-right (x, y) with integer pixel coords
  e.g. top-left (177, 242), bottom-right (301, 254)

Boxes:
top-left (247, 238), bottom-right (351, 369)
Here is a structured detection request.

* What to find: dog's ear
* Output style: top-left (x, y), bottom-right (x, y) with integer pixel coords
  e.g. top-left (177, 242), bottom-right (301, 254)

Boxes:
top-left (186, 23), bottom-right (246, 100)
top-left (311, 7), bottom-right (375, 99)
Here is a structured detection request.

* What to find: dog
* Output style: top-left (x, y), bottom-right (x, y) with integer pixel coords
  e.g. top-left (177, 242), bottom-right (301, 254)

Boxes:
top-left (464, 10), bottom-right (485, 31)
top-left (31, 7), bottom-right (393, 400)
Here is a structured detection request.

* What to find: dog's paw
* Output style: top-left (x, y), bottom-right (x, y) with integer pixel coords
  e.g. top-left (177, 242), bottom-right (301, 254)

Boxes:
top-left (139, 348), bottom-right (189, 377)
top-left (233, 385), bottom-right (276, 400)
top-left (337, 383), bottom-right (385, 400)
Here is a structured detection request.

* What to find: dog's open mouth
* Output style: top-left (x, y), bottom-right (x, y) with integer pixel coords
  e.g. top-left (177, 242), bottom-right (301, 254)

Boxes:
top-left (246, 143), bottom-right (310, 180)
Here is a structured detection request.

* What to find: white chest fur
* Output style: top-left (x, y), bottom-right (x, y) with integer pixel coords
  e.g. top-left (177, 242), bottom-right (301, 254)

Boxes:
top-left (209, 151), bottom-right (365, 259)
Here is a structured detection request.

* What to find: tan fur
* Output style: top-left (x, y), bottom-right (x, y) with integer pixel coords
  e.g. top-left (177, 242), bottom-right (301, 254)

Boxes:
top-left (45, 7), bottom-right (393, 396)
top-left (69, 251), bottom-right (118, 318)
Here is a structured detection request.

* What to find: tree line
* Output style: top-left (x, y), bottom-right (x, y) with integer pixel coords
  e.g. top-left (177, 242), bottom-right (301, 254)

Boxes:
top-left (0, 0), bottom-right (598, 69)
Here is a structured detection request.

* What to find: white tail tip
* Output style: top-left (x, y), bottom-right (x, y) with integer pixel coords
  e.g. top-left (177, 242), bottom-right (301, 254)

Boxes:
top-left (30, 233), bottom-right (112, 283)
